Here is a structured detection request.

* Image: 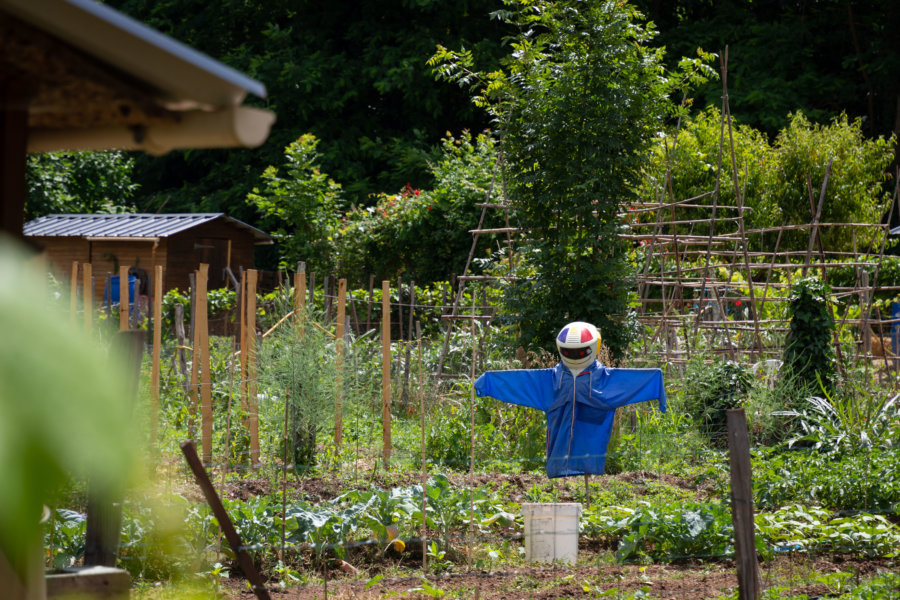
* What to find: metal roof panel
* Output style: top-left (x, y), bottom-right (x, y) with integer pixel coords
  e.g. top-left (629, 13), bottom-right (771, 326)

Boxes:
top-left (24, 213), bottom-right (272, 243)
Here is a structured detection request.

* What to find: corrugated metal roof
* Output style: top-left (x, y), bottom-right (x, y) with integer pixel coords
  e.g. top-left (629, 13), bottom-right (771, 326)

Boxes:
top-left (24, 213), bottom-right (272, 243)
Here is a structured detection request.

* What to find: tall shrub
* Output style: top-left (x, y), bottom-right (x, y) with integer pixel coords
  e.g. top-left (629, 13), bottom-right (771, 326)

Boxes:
top-left (782, 277), bottom-right (837, 400)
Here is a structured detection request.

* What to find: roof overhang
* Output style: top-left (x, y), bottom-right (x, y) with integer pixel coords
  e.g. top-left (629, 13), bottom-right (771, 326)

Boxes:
top-left (1, 0), bottom-right (276, 155)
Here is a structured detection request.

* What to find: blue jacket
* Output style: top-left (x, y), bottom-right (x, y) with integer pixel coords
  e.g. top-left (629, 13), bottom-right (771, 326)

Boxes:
top-left (474, 361), bottom-right (667, 478)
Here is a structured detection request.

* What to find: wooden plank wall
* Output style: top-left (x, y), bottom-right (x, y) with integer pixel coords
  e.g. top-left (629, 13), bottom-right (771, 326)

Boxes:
top-left (89, 240), bottom-right (162, 301)
top-left (164, 220), bottom-right (256, 292)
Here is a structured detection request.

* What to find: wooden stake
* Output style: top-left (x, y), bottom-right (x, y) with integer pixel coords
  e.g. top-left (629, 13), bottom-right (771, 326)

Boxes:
top-left (417, 320), bottom-right (427, 572)
top-left (119, 265), bottom-right (129, 331)
top-left (246, 269), bottom-right (260, 465)
top-left (70, 261), bottom-right (78, 322)
top-left (198, 263), bottom-right (212, 464)
top-left (294, 262), bottom-right (306, 323)
top-left (180, 441), bottom-right (271, 600)
top-left (150, 265), bottom-right (163, 454)
top-left (335, 278), bottom-right (347, 449)
top-left (381, 280), bottom-right (392, 466)
top-left (468, 292), bottom-right (476, 571)
top-left (83, 262), bottom-right (92, 334)
top-left (281, 387), bottom-right (290, 561)
top-left (224, 336), bottom-right (236, 475)
top-left (726, 409), bottom-right (761, 600)
top-left (189, 272), bottom-right (200, 436)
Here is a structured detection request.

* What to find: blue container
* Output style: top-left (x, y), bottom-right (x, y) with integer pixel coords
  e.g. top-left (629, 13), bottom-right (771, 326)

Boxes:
top-left (106, 275), bottom-right (137, 305)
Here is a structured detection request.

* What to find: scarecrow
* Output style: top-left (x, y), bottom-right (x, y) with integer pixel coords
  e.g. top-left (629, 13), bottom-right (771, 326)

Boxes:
top-left (474, 322), bottom-right (667, 478)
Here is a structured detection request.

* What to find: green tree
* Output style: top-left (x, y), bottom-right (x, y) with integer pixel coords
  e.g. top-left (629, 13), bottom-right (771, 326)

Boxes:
top-left (246, 134), bottom-right (343, 272)
top-left (25, 152), bottom-right (140, 220)
top-left (769, 112), bottom-right (895, 253)
top-left (635, 0), bottom-right (900, 148)
top-left (642, 109), bottom-right (895, 254)
top-left (105, 0), bottom-right (509, 222)
top-left (433, 1), bottom-right (701, 357)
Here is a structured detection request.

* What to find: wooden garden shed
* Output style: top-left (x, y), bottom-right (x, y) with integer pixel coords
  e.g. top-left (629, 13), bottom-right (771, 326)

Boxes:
top-left (24, 212), bottom-right (272, 296)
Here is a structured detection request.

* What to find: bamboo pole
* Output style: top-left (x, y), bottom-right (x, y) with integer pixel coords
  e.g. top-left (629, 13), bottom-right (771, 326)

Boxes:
top-left (335, 278), bottom-right (347, 449)
top-left (381, 280), bottom-right (392, 466)
top-left (468, 292), bottom-right (476, 571)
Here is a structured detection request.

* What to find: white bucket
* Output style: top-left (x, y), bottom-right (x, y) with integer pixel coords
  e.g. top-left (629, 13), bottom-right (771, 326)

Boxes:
top-left (521, 502), bottom-right (582, 564)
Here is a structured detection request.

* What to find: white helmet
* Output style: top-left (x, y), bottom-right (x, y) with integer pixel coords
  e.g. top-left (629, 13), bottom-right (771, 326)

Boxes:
top-left (556, 321), bottom-right (601, 372)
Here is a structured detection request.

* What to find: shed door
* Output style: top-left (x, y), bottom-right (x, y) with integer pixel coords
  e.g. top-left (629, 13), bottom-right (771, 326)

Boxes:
top-left (194, 237), bottom-right (228, 289)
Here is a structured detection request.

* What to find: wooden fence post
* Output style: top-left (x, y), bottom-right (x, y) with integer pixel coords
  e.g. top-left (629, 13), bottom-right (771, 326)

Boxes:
top-left (382, 280), bottom-right (392, 466)
top-left (335, 278), bottom-right (346, 449)
top-left (83, 262), bottom-right (92, 333)
top-left (85, 331), bottom-right (144, 568)
top-left (246, 269), bottom-right (260, 465)
top-left (118, 265), bottom-right (129, 331)
top-left (726, 408), bottom-right (761, 600)
top-left (294, 262), bottom-right (306, 321)
top-left (150, 265), bottom-right (163, 453)
top-left (198, 264), bottom-right (212, 464)
top-left (189, 272), bottom-right (199, 435)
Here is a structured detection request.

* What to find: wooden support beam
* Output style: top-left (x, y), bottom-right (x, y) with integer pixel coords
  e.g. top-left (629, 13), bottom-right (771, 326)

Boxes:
top-left (0, 82), bottom-right (28, 241)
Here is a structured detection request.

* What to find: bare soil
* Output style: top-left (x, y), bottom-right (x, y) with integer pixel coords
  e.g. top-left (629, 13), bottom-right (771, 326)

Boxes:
top-left (221, 556), bottom-right (899, 599)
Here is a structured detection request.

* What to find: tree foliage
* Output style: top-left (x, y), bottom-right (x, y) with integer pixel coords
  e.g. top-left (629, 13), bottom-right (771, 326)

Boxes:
top-left (635, 0), bottom-right (900, 147)
top-left (642, 108), bottom-right (896, 253)
top-left (26, 152), bottom-right (140, 220)
top-left (337, 131), bottom-right (502, 284)
top-left (433, 0), bottom-right (710, 357)
top-left (246, 134), bottom-right (344, 272)
top-left (104, 0), bottom-right (508, 222)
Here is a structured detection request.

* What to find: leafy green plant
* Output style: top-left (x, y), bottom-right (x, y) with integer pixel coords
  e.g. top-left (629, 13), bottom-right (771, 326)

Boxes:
top-left (753, 447), bottom-right (900, 512)
top-left (683, 360), bottom-right (753, 444)
top-left (774, 391), bottom-right (899, 453)
top-left (782, 277), bottom-right (837, 402)
top-left (247, 134), bottom-right (344, 272)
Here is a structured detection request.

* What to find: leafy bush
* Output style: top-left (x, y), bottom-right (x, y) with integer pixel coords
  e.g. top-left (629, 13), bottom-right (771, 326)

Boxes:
top-left (337, 132), bottom-right (502, 285)
top-left (642, 109), bottom-right (896, 254)
top-left (583, 501), bottom-right (735, 562)
top-left (756, 504), bottom-right (900, 559)
top-left (682, 359), bottom-right (753, 444)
